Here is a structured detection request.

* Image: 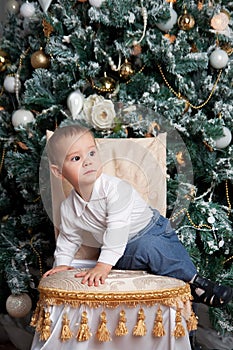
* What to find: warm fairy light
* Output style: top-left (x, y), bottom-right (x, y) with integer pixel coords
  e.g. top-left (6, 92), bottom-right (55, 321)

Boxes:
top-left (211, 12), bottom-right (230, 31)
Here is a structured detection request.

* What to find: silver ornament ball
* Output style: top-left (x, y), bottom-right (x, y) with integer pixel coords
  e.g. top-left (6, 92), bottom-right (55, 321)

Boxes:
top-left (209, 48), bottom-right (229, 69)
top-left (6, 293), bottom-right (32, 318)
top-left (3, 76), bottom-right (21, 93)
top-left (20, 2), bottom-right (36, 18)
top-left (214, 126), bottom-right (232, 149)
top-left (12, 109), bottom-right (35, 128)
top-left (89, 0), bottom-right (104, 8)
top-left (156, 8), bottom-right (178, 32)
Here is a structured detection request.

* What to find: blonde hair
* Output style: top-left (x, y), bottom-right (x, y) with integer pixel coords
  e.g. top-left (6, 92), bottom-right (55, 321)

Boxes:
top-left (46, 125), bottom-right (93, 166)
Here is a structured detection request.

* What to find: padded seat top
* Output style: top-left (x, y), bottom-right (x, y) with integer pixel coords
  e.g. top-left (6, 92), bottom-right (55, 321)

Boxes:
top-left (39, 269), bottom-right (192, 310)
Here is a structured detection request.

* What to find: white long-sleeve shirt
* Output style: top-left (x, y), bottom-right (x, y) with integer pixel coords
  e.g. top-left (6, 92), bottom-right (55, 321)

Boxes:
top-left (54, 173), bottom-right (153, 266)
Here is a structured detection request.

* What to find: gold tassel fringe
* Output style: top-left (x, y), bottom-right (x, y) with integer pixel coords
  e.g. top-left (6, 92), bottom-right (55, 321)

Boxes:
top-left (152, 307), bottom-right (166, 337)
top-left (30, 304), bottom-right (40, 328)
top-left (36, 307), bottom-right (45, 334)
top-left (133, 308), bottom-right (147, 336)
top-left (77, 311), bottom-right (92, 342)
top-left (115, 310), bottom-right (128, 336)
top-left (96, 311), bottom-right (111, 342)
top-left (60, 313), bottom-right (73, 341)
top-left (173, 309), bottom-right (185, 338)
top-left (40, 311), bottom-right (52, 341)
top-left (186, 310), bottom-right (198, 331)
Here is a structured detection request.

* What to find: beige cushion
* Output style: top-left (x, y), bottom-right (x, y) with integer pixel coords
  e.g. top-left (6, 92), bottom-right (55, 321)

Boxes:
top-left (38, 269), bottom-right (191, 312)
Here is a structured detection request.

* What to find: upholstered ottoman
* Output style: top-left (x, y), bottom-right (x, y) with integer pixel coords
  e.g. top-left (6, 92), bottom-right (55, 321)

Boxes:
top-left (30, 269), bottom-right (197, 350)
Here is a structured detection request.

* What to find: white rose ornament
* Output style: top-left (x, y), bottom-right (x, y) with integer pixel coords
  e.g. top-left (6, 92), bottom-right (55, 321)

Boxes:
top-left (83, 94), bottom-right (116, 130)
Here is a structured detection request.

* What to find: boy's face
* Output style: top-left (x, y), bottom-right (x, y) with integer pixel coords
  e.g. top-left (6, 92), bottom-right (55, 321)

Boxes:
top-left (57, 132), bottom-right (102, 194)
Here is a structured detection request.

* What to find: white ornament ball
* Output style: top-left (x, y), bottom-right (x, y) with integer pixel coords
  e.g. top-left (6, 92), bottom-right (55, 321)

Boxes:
top-left (6, 293), bottom-right (32, 318)
top-left (214, 126), bottom-right (232, 149)
top-left (67, 90), bottom-right (84, 120)
top-left (89, 0), bottom-right (104, 8)
top-left (20, 2), bottom-right (36, 17)
top-left (5, 0), bottom-right (20, 14)
top-left (207, 216), bottom-right (215, 224)
top-left (3, 76), bottom-right (21, 93)
top-left (209, 48), bottom-right (229, 69)
top-left (156, 8), bottom-right (178, 32)
top-left (12, 109), bottom-right (35, 128)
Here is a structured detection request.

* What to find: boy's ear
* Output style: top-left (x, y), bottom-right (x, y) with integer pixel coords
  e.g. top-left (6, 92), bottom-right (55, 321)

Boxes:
top-left (50, 164), bottom-right (63, 179)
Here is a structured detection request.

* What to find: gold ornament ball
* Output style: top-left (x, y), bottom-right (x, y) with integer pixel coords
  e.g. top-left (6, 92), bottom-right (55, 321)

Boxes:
top-left (31, 49), bottom-right (50, 69)
top-left (6, 293), bottom-right (32, 318)
top-left (178, 9), bottom-right (195, 31)
top-left (0, 50), bottom-right (11, 72)
top-left (120, 60), bottom-right (134, 79)
top-left (99, 75), bottom-right (116, 92)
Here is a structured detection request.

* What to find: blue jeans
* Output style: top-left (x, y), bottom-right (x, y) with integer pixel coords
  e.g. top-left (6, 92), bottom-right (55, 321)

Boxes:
top-left (115, 209), bottom-right (197, 282)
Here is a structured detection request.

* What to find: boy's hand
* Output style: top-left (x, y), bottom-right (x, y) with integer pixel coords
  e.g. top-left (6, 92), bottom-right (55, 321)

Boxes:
top-left (43, 265), bottom-right (74, 277)
top-left (75, 262), bottom-right (112, 287)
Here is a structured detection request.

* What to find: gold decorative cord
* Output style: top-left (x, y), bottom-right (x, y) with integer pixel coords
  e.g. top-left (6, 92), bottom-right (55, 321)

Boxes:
top-left (171, 179), bottom-right (231, 227)
top-left (223, 180), bottom-right (232, 265)
top-left (125, 65), bottom-right (145, 85)
top-left (30, 237), bottom-right (43, 277)
top-left (0, 146), bottom-right (6, 174)
top-left (225, 180), bottom-right (231, 217)
top-left (38, 283), bottom-right (191, 309)
top-left (224, 256), bottom-right (233, 265)
top-left (185, 210), bottom-right (212, 229)
top-left (157, 64), bottom-right (222, 110)
top-left (171, 208), bottom-right (212, 230)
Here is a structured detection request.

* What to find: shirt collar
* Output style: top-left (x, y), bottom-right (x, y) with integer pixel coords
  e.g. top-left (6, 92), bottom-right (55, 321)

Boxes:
top-left (72, 174), bottom-right (106, 216)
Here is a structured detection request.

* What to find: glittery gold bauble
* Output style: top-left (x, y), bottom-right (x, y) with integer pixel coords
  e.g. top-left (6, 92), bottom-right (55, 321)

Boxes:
top-left (6, 293), bottom-right (32, 318)
top-left (0, 50), bottom-right (11, 72)
top-left (119, 60), bottom-right (134, 79)
top-left (99, 74), bottom-right (116, 92)
top-left (31, 48), bottom-right (50, 69)
top-left (178, 8), bottom-right (195, 31)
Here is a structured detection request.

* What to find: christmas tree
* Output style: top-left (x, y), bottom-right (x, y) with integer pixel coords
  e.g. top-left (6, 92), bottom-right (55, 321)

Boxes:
top-left (0, 0), bottom-right (232, 335)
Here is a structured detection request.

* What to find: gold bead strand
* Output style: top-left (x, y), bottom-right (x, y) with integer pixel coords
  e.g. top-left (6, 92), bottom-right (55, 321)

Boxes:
top-left (157, 64), bottom-right (222, 110)
top-left (225, 180), bottom-right (231, 217)
top-left (30, 236), bottom-right (43, 277)
top-left (224, 255), bottom-right (233, 265)
top-left (125, 65), bottom-right (145, 85)
top-left (0, 146), bottom-right (6, 174)
top-left (157, 64), bottom-right (183, 100)
top-left (185, 210), bottom-right (212, 230)
top-left (170, 208), bottom-right (187, 222)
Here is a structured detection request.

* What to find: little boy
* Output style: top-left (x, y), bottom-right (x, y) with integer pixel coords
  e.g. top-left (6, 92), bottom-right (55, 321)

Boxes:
top-left (44, 124), bottom-right (232, 308)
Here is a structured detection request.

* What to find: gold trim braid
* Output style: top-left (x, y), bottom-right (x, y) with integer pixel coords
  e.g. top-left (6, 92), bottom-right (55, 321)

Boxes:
top-left (38, 283), bottom-right (191, 309)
